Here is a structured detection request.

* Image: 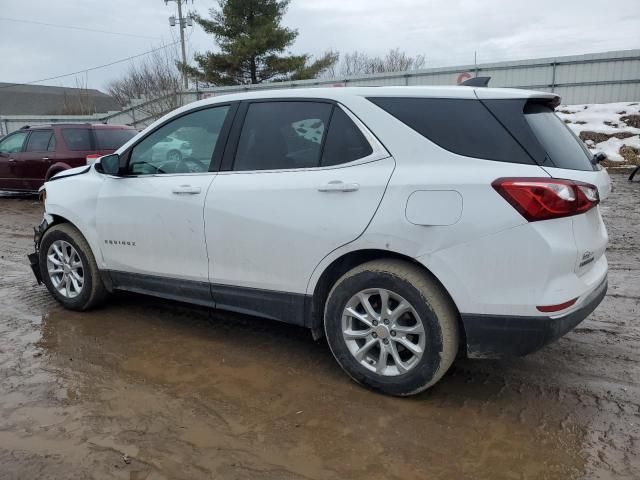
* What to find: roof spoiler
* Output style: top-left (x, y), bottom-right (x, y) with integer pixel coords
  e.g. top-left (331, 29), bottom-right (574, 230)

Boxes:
top-left (461, 76), bottom-right (491, 87)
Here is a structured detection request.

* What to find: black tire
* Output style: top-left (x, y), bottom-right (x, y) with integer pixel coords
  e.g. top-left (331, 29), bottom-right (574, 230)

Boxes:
top-left (39, 223), bottom-right (108, 311)
top-left (324, 259), bottom-right (459, 396)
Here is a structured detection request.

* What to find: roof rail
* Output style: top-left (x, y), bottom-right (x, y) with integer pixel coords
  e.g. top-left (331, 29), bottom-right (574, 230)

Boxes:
top-left (461, 76), bottom-right (491, 87)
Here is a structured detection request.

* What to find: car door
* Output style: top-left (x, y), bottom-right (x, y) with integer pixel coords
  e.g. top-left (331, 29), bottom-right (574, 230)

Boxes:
top-left (0, 131), bottom-right (29, 191)
top-left (204, 100), bottom-right (395, 322)
top-left (18, 129), bottom-right (56, 190)
top-left (96, 103), bottom-right (236, 305)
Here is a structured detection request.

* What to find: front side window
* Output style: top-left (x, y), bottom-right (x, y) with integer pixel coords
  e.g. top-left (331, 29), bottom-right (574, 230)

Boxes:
top-left (25, 130), bottom-right (53, 152)
top-left (128, 106), bottom-right (230, 175)
top-left (62, 128), bottom-right (92, 151)
top-left (234, 102), bottom-right (332, 171)
top-left (0, 132), bottom-right (28, 153)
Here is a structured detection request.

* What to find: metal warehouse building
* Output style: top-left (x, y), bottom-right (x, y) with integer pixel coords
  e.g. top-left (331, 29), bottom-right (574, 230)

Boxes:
top-left (1, 49), bottom-right (639, 135)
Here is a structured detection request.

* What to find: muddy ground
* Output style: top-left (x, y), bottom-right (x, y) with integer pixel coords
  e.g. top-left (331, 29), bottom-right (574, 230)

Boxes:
top-left (0, 174), bottom-right (638, 480)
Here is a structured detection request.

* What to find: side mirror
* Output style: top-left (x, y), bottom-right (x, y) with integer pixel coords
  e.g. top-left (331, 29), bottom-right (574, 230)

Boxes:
top-left (96, 154), bottom-right (121, 175)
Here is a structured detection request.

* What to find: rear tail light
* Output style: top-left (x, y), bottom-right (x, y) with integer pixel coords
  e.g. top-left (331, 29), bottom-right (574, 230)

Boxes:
top-left (86, 154), bottom-right (101, 165)
top-left (492, 178), bottom-right (599, 222)
top-left (536, 297), bottom-right (578, 312)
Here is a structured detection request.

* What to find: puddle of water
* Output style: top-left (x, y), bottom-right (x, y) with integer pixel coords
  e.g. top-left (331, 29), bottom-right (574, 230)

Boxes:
top-left (22, 298), bottom-right (588, 479)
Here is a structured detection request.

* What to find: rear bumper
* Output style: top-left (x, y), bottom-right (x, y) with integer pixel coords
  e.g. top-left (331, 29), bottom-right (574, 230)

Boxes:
top-left (461, 276), bottom-right (607, 358)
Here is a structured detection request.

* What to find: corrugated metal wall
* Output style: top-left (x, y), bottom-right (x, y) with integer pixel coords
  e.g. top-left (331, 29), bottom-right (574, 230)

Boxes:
top-left (2, 49), bottom-right (639, 134)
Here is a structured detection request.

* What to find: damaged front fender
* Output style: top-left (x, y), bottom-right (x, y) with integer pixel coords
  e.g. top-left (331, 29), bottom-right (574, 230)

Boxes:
top-left (28, 214), bottom-right (55, 285)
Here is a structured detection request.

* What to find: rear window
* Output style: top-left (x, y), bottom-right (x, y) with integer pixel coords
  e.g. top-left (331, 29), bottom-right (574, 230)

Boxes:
top-left (62, 128), bottom-right (92, 151)
top-left (368, 97), bottom-right (533, 164)
top-left (524, 103), bottom-right (595, 171)
top-left (94, 129), bottom-right (137, 150)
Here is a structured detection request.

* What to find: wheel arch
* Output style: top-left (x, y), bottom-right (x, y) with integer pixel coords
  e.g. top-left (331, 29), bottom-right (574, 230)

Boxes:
top-left (308, 248), bottom-right (466, 352)
top-left (39, 213), bottom-right (112, 292)
top-left (45, 162), bottom-right (72, 181)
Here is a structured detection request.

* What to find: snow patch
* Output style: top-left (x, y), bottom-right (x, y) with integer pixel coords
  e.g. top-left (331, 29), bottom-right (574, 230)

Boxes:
top-left (556, 102), bottom-right (640, 163)
top-left (594, 136), bottom-right (640, 162)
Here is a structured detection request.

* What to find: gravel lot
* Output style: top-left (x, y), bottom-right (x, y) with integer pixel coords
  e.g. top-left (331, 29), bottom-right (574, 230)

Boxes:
top-left (0, 173), bottom-right (638, 480)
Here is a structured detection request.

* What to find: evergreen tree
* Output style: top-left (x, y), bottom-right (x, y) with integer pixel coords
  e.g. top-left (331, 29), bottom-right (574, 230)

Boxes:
top-left (186, 0), bottom-right (337, 85)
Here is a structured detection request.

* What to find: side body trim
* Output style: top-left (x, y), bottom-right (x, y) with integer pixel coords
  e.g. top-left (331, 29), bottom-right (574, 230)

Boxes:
top-left (106, 270), bottom-right (310, 327)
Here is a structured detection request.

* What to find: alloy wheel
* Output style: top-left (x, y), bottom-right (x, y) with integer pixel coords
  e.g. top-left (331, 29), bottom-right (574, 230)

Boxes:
top-left (341, 288), bottom-right (426, 376)
top-left (46, 240), bottom-right (85, 299)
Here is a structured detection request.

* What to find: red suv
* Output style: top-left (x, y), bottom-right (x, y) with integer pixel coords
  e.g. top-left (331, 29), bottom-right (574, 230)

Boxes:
top-left (0, 124), bottom-right (137, 192)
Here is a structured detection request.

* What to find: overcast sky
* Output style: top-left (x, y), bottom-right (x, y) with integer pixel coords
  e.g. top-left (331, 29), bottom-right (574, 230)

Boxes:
top-left (1, 0), bottom-right (638, 91)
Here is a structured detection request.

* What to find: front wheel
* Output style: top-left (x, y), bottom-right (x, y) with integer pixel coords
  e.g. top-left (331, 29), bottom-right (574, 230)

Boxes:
top-left (324, 259), bottom-right (459, 396)
top-left (39, 223), bottom-right (108, 311)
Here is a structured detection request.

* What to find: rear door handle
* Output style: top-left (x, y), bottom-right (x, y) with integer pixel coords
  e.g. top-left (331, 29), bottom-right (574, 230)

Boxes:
top-left (172, 185), bottom-right (201, 195)
top-left (318, 181), bottom-right (360, 193)
top-left (8, 158), bottom-right (16, 162)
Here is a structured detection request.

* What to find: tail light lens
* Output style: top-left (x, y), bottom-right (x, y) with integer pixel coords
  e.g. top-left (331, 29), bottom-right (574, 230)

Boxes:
top-left (492, 178), bottom-right (599, 222)
top-left (86, 154), bottom-right (101, 165)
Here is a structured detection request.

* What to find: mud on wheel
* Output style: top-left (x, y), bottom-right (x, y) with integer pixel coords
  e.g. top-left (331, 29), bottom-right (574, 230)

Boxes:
top-left (324, 259), bottom-right (459, 396)
top-left (38, 223), bottom-right (108, 311)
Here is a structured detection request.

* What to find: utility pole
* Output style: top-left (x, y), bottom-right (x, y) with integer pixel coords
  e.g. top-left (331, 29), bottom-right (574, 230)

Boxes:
top-left (166, 0), bottom-right (192, 89)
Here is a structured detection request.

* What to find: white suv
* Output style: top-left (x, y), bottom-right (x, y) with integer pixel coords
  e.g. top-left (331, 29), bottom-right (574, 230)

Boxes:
top-left (29, 86), bottom-right (610, 396)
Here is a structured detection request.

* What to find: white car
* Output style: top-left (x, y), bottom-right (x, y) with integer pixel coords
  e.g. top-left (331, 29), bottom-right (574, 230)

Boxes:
top-left (149, 135), bottom-right (193, 164)
top-left (29, 86), bottom-right (610, 396)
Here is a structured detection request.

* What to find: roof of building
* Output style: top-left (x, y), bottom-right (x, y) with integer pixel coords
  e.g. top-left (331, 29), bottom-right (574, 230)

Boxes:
top-left (0, 83), bottom-right (120, 115)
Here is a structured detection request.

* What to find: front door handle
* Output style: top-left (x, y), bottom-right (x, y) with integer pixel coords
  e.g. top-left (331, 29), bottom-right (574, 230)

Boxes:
top-left (318, 181), bottom-right (360, 193)
top-left (172, 185), bottom-right (201, 195)
top-left (8, 158), bottom-right (16, 163)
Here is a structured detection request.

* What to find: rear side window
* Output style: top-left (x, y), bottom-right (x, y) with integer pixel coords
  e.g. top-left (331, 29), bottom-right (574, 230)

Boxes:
top-left (321, 108), bottom-right (373, 166)
top-left (62, 128), bottom-right (92, 151)
top-left (524, 103), bottom-right (595, 171)
top-left (368, 97), bottom-right (533, 164)
top-left (25, 130), bottom-right (53, 152)
top-left (94, 129), bottom-right (137, 150)
top-left (234, 102), bottom-right (332, 171)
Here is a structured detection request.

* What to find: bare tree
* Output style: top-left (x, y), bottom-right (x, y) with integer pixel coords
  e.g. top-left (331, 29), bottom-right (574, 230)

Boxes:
top-left (325, 48), bottom-right (426, 78)
top-left (58, 76), bottom-right (94, 115)
top-left (106, 45), bottom-right (182, 121)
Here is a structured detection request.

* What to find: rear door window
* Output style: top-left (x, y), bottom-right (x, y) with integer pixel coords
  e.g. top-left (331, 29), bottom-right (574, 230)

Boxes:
top-left (62, 128), bottom-right (92, 151)
top-left (321, 107), bottom-right (373, 166)
top-left (368, 97), bottom-right (533, 164)
top-left (233, 101), bottom-right (332, 171)
top-left (25, 130), bottom-right (53, 152)
top-left (524, 103), bottom-right (595, 171)
top-left (94, 129), bottom-right (137, 150)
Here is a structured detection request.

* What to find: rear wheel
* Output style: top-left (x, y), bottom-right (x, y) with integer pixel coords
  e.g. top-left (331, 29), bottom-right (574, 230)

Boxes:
top-left (324, 259), bottom-right (459, 396)
top-left (39, 223), bottom-right (108, 311)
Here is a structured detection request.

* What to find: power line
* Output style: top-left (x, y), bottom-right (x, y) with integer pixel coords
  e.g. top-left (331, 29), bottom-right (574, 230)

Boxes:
top-left (0, 42), bottom-right (180, 90)
top-left (0, 16), bottom-right (159, 40)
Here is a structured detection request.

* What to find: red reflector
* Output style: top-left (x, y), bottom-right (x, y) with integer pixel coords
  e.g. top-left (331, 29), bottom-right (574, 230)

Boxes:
top-left (536, 297), bottom-right (578, 313)
top-left (492, 177), bottom-right (599, 222)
